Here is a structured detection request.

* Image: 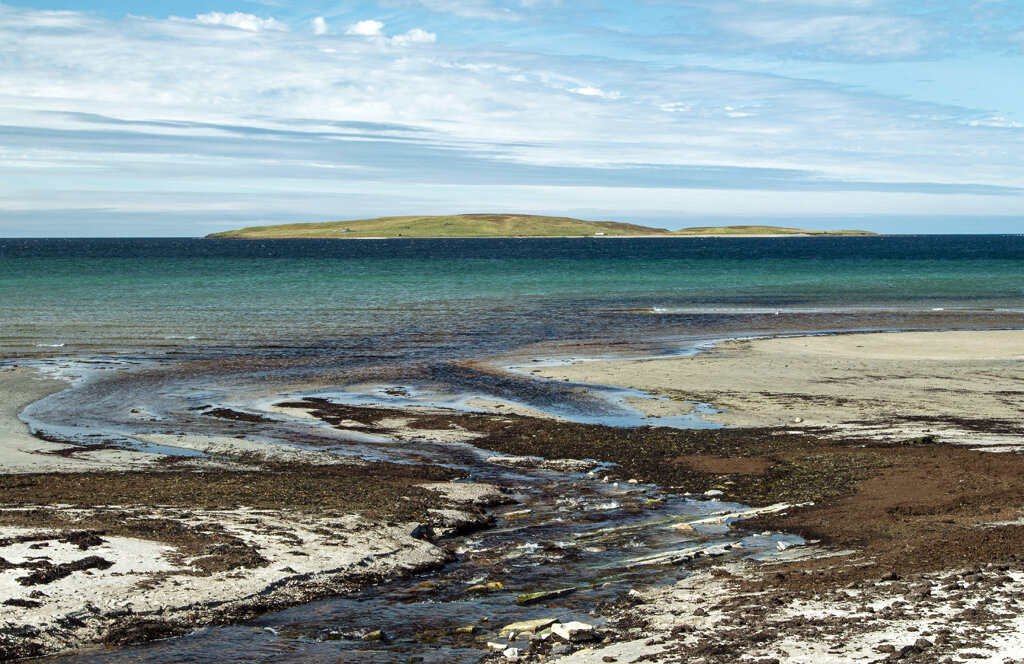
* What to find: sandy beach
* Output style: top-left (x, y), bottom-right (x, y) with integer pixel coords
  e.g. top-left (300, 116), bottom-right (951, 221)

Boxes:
top-left (533, 329), bottom-right (1024, 448)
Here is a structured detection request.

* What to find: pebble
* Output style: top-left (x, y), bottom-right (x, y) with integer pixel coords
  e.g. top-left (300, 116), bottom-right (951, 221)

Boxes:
top-left (503, 647), bottom-right (520, 660)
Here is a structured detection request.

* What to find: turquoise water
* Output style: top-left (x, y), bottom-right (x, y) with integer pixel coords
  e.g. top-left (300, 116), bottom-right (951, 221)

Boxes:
top-left (2, 236), bottom-right (1023, 354)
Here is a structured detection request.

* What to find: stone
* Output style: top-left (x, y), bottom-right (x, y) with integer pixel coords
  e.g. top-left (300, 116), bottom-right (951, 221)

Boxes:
top-left (551, 644), bottom-right (573, 656)
top-left (499, 618), bottom-right (558, 635)
top-left (454, 625), bottom-right (477, 635)
top-left (466, 581), bottom-right (503, 593)
top-left (516, 587), bottom-right (576, 605)
top-left (487, 642), bottom-right (506, 651)
top-left (793, 417), bottom-right (804, 423)
top-left (551, 621), bottom-right (595, 642)
top-left (361, 629), bottom-right (385, 642)
top-left (503, 647), bottom-right (520, 660)
top-left (703, 489), bottom-right (724, 497)
top-left (628, 479), bottom-right (640, 484)
top-left (671, 522), bottom-right (697, 534)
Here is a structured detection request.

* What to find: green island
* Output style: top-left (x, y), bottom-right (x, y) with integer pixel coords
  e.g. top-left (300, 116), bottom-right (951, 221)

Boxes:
top-left (206, 214), bottom-right (877, 239)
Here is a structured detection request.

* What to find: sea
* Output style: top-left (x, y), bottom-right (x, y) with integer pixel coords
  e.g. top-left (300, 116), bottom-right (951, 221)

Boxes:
top-left (2, 234), bottom-right (1024, 663)
top-left (3, 235), bottom-right (1024, 359)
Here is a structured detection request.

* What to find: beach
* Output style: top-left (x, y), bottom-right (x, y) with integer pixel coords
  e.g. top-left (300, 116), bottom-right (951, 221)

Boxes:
top-left (533, 330), bottom-right (1024, 448)
top-left (2, 328), bottom-right (1024, 661)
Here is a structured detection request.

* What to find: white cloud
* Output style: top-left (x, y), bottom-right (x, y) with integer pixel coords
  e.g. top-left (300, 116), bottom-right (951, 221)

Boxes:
top-left (311, 16), bottom-right (328, 35)
top-left (194, 11), bottom-right (289, 32)
top-left (569, 86), bottom-right (619, 98)
top-left (968, 116), bottom-right (1024, 128)
top-left (390, 28), bottom-right (437, 46)
top-left (345, 19), bottom-right (385, 37)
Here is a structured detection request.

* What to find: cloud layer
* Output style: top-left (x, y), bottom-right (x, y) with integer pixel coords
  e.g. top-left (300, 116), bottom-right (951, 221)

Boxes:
top-left (0, 1), bottom-right (1022, 235)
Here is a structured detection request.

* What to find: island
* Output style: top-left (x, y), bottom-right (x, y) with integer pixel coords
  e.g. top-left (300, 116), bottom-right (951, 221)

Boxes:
top-left (205, 214), bottom-right (877, 239)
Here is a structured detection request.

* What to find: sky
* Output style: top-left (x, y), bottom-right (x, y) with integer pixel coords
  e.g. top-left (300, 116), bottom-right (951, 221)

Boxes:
top-left (1, 1), bottom-right (1023, 236)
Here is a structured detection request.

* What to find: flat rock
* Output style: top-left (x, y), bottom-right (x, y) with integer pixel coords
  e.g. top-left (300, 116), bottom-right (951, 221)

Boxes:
top-left (500, 618), bottom-right (558, 634)
top-left (551, 621), bottom-right (595, 642)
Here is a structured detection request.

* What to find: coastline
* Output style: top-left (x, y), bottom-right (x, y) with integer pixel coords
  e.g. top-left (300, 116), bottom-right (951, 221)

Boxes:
top-left (3, 327), bottom-right (1024, 661)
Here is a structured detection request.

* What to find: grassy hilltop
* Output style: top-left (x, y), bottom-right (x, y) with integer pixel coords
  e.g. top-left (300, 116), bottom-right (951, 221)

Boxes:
top-left (206, 214), bottom-right (876, 239)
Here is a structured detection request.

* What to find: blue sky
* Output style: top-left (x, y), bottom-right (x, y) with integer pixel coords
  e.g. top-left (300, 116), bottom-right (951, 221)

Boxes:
top-left (1, 1), bottom-right (1023, 236)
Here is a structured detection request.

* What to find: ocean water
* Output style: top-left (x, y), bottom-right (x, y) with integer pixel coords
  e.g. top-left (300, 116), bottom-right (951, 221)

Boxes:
top-left (2, 235), bottom-right (1024, 358)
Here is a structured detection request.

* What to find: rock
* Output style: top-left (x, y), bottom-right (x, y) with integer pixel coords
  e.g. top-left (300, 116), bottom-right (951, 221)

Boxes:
top-left (551, 644), bottom-right (573, 656)
top-left (777, 541), bottom-right (791, 551)
top-left (487, 641), bottom-right (506, 651)
top-left (602, 657), bottom-right (617, 663)
top-left (466, 581), bottom-right (503, 594)
top-left (499, 618), bottom-right (558, 635)
top-left (503, 647), bottom-right (520, 660)
top-left (361, 629), bottom-right (385, 642)
top-left (793, 417), bottom-right (804, 423)
top-left (703, 489), bottom-right (724, 497)
top-left (693, 607), bottom-right (707, 616)
top-left (915, 637), bottom-right (933, 649)
top-left (628, 479), bottom-right (639, 485)
top-left (516, 587), bottom-right (576, 605)
top-left (551, 621), bottom-right (595, 642)
top-left (454, 625), bottom-right (477, 635)
top-left (670, 522), bottom-right (697, 534)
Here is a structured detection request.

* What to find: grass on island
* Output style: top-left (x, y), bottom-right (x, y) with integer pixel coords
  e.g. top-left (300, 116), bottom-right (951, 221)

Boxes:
top-left (206, 214), bottom-right (876, 239)
top-left (673, 224), bottom-right (876, 236)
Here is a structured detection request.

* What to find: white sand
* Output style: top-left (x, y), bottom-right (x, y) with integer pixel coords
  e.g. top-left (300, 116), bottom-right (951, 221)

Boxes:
top-left (532, 330), bottom-right (1024, 446)
top-left (0, 367), bottom-right (156, 473)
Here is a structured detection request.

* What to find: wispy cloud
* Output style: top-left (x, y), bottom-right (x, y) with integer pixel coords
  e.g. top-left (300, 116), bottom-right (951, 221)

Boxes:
top-left (0, 2), bottom-right (1022, 235)
top-left (193, 11), bottom-right (289, 32)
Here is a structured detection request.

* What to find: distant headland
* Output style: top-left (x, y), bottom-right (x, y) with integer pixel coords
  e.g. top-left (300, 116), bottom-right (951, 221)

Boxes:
top-left (205, 214), bottom-right (878, 239)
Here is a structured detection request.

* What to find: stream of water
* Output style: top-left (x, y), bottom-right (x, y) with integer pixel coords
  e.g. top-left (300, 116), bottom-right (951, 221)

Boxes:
top-left (18, 350), bottom-right (799, 664)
